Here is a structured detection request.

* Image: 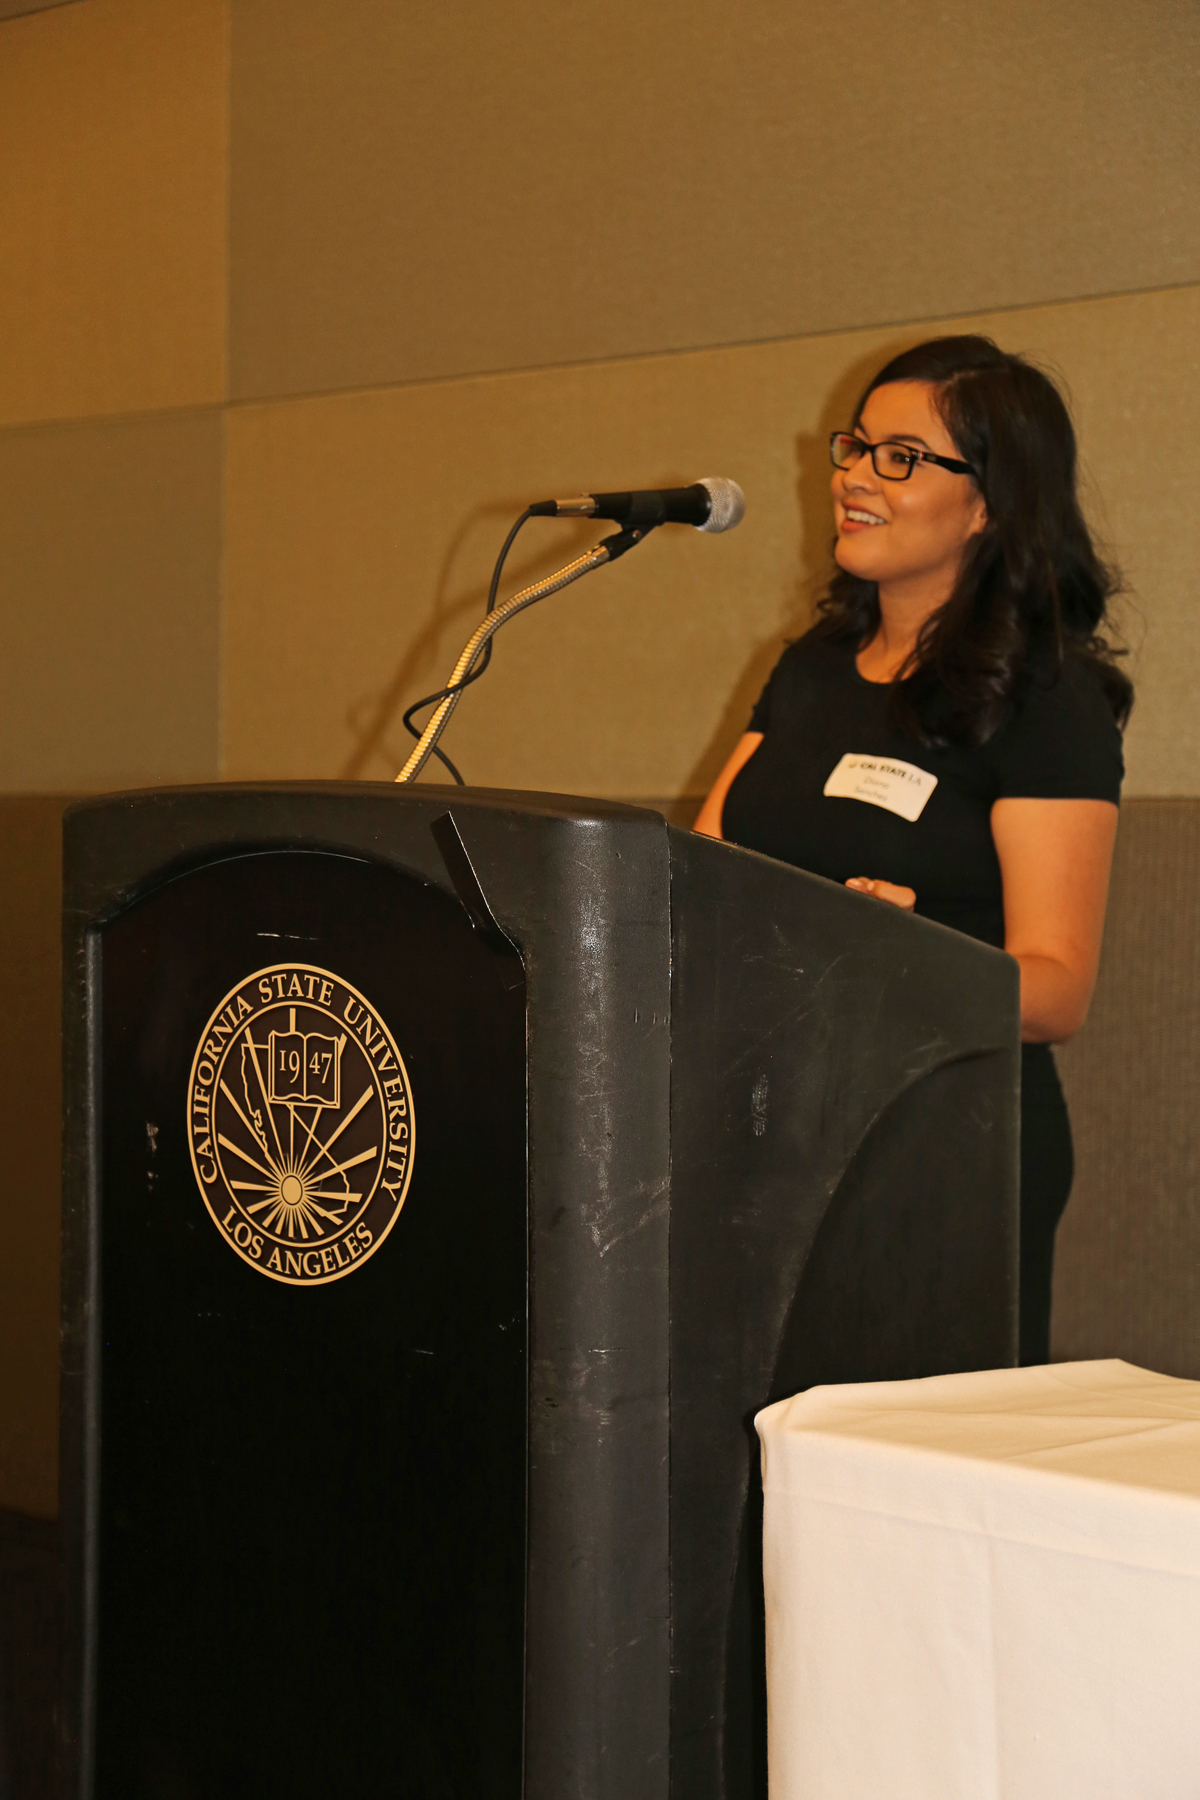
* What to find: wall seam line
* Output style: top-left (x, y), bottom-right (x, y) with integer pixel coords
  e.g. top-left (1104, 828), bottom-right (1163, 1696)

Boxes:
top-left (2, 277), bottom-right (1197, 437)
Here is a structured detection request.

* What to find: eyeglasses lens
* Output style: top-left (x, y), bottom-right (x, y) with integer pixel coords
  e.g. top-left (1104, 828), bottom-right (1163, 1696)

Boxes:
top-left (830, 434), bottom-right (862, 470)
top-left (876, 444), bottom-right (918, 479)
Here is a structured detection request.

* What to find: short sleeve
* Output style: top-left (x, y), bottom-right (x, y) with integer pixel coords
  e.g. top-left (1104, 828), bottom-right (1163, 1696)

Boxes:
top-left (747, 666), bottom-right (778, 733)
top-left (746, 641), bottom-right (805, 733)
top-left (988, 658), bottom-right (1125, 802)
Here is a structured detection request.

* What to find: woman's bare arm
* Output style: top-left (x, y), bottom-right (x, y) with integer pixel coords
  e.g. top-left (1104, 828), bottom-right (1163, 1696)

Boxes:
top-left (991, 797), bottom-right (1119, 1043)
top-left (847, 800), bottom-right (1117, 1040)
top-left (692, 732), bottom-right (764, 839)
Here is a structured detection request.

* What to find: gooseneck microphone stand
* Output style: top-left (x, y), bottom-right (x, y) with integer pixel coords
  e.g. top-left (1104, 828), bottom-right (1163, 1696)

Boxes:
top-left (394, 526), bottom-right (646, 785)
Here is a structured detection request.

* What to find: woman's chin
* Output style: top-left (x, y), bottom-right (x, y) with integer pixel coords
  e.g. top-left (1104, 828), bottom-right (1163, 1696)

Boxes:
top-left (834, 537), bottom-right (882, 581)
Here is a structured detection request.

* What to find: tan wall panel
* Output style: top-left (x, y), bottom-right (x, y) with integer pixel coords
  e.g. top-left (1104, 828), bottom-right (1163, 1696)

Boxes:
top-left (0, 799), bottom-right (64, 1517)
top-left (0, 0), bottom-right (228, 426)
top-left (1042, 288), bottom-right (1200, 798)
top-left (224, 285), bottom-right (1200, 801)
top-left (0, 1), bottom-right (81, 16)
top-left (229, 0), bottom-right (1200, 400)
top-left (1055, 800), bottom-right (1200, 1377)
top-left (0, 412), bottom-right (223, 792)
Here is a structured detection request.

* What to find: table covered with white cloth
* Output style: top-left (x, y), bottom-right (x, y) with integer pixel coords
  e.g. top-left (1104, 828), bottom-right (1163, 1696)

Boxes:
top-left (756, 1360), bottom-right (1200, 1799)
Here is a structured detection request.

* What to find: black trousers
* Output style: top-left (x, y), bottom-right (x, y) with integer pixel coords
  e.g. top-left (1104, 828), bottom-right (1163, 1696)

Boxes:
top-left (1018, 1043), bottom-right (1074, 1366)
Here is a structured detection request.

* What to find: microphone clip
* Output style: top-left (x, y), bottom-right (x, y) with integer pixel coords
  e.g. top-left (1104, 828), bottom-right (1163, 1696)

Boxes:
top-left (597, 525), bottom-right (653, 563)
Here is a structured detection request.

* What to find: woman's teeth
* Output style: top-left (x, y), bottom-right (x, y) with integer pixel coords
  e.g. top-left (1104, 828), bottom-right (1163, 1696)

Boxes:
top-left (846, 509), bottom-right (884, 525)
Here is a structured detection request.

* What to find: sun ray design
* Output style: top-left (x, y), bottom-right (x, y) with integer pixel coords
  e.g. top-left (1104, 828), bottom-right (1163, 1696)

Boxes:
top-left (292, 1086), bottom-right (373, 1182)
top-left (305, 1144), bottom-right (377, 1182)
top-left (224, 1108), bottom-right (380, 1239)
top-left (217, 1133), bottom-right (278, 1181)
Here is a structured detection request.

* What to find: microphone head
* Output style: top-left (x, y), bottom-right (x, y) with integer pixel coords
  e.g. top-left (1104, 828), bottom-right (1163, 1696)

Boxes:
top-left (695, 477), bottom-right (746, 533)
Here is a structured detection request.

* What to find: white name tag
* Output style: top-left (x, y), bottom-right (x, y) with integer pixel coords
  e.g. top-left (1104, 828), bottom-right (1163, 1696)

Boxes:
top-left (822, 753), bottom-right (938, 822)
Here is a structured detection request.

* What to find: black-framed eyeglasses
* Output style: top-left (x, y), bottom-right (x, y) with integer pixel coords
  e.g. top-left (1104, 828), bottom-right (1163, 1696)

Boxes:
top-left (829, 432), bottom-right (976, 482)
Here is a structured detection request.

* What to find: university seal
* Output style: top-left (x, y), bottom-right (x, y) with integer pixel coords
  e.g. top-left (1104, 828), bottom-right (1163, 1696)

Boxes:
top-left (186, 964), bottom-right (415, 1285)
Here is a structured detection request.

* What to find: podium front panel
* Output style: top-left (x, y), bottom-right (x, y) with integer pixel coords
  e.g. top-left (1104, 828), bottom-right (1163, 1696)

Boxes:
top-left (92, 849), bottom-right (526, 1799)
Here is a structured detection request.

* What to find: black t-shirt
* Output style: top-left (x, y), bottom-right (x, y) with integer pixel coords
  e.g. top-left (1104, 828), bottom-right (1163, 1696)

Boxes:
top-left (721, 633), bottom-right (1124, 951)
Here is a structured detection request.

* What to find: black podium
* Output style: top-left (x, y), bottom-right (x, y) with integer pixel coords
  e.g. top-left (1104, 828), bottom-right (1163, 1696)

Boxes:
top-left (60, 785), bottom-right (1018, 1800)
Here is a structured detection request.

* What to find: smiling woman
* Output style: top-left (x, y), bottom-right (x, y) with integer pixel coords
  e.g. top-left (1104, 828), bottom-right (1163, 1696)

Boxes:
top-left (693, 335), bottom-right (1133, 1365)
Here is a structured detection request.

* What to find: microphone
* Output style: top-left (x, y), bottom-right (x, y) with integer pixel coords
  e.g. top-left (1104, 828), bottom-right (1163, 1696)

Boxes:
top-left (529, 476), bottom-right (745, 534)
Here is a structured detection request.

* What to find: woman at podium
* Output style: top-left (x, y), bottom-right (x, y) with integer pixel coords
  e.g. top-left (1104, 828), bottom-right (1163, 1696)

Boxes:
top-left (694, 335), bottom-right (1131, 1366)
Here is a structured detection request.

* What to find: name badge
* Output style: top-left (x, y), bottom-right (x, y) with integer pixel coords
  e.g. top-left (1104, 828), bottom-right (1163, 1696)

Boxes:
top-left (823, 753), bottom-right (937, 822)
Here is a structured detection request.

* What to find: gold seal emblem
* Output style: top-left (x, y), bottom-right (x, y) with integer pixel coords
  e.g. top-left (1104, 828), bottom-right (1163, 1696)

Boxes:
top-left (186, 963), bottom-right (415, 1285)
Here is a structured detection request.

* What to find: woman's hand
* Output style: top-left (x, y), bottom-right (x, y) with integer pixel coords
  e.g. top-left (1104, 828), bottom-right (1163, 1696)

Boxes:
top-left (845, 877), bottom-right (916, 910)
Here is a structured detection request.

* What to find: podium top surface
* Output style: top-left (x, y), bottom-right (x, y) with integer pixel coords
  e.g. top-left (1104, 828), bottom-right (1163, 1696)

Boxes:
top-left (61, 783), bottom-right (676, 919)
top-left (64, 780), bottom-right (664, 827)
top-left (60, 780), bottom-right (1014, 983)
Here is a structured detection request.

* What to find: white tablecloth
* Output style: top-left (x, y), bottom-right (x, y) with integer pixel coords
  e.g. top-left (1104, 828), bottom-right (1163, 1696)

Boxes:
top-left (756, 1360), bottom-right (1200, 1800)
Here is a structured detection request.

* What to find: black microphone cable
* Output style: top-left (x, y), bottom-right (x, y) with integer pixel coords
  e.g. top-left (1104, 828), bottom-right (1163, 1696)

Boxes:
top-left (399, 483), bottom-right (690, 782)
top-left (400, 508), bottom-right (535, 784)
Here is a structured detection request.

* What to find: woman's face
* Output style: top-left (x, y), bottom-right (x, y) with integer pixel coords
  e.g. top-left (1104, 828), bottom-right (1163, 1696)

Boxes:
top-left (831, 380), bottom-right (988, 600)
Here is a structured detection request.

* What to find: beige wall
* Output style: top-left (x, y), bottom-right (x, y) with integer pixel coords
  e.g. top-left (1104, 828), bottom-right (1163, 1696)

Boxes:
top-left (1, 0), bottom-right (1198, 1514)
top-left (228, 0), bottom-right (1200, 394)
top-left (0, 0), bottom-right (227, 426)
top-left (0, 412), bottom-right (223, 791)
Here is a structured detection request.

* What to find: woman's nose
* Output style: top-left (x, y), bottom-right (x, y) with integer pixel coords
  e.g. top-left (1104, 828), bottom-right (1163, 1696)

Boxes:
top-left (838, 446), bottom-right (877, 494)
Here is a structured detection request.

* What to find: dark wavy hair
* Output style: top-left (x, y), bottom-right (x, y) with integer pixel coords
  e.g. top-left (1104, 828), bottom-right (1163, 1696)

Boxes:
top-left (813, 335), bottom-right (1133, 746)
